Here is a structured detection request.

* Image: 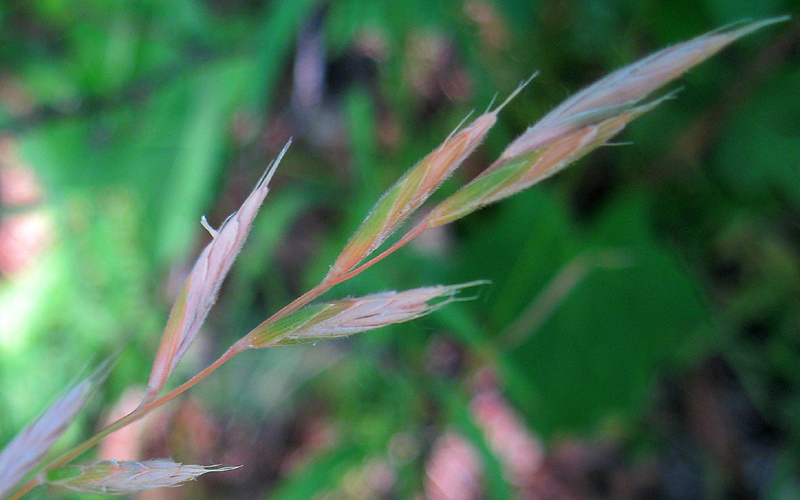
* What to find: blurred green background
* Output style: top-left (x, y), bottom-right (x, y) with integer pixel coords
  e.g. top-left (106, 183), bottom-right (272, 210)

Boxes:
top-left (0, 0), bottom-right (798, 499)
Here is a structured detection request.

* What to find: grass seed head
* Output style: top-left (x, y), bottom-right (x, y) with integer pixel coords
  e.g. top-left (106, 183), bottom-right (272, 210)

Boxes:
top-left (143, 141), bottom-right (291, 403)
top-left (44, 459), bottom-right (238, 495)
top-left (240, 282), bottom-right (486, 348)
top-left (421, 18), bottom-right (787, 228)
top-left (326, 79), bottom-right (535, 280)
top-left (500, 17), bottom-right (789, 161)
top-left (0, 360), bottom-right (113, 498)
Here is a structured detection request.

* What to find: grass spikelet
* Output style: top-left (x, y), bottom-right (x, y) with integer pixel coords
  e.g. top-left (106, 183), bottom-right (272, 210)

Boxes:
top-left (316, 19), bottom-right (787, 285)
top-left (325, 78), bottom-right (534, 281)
top-left (424, 97), bottom-right (666, 227)
top-left (499, 16), bottom-right (789, 160)
top-left (0, 360), bottom-right (113, 499)
top-left (416, 18), bottom-right (788, 228)
top-left (143, 141), bottom-right (291, 403)
top-left (239, 282), bottom-right (486, 348)
top-left (43, 459), bottom-right (238, 495)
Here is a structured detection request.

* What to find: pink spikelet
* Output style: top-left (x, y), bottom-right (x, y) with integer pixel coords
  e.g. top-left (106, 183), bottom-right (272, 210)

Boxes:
top-left (143, 141), bottom-right (291, 404)
top-left (239, 282), bottom-right (486, 348)
top-left (325, 78), bottom-right (534, 281)
top-left (499, 17), bottom-right (788, 161)
top-left (44, 459), bottom-right (238, 494)
top-left (0, 360), bottom-right (112, 498)
top-left (419, 18), bottom-right (788, 228)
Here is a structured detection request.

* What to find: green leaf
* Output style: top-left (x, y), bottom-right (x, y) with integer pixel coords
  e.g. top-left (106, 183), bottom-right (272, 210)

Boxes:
top-left (715, 68), bottom-right (800, 210)
top-left (507, 193), bottom-right (709, 435)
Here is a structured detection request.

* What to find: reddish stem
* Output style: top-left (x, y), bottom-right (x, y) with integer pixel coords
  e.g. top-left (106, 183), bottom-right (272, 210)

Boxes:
top-left (5, 345), bottom-right (243, 500)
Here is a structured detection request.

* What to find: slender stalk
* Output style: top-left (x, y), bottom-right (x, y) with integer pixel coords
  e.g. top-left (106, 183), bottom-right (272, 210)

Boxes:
top-left (499, 250), bottom-right (632, 348)
top-left (266, 282), bottom-right (334, 323)
top-left (331, 222), bottom-right (429, 286)
top-left (5, 345), bottom-right (243, 500)
top-left (265, 222), bottom-right (429, 325)
top-left (3, 478), bottom-right (42, 500)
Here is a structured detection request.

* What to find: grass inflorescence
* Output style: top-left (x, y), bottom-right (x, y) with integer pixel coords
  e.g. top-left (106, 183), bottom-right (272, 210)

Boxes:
top-left (0, 17), bottom-right (789, 499)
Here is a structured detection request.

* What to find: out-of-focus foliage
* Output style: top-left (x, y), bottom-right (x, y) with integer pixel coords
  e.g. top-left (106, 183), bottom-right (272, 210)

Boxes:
top-left (0, 0), bottom-right (798, 499)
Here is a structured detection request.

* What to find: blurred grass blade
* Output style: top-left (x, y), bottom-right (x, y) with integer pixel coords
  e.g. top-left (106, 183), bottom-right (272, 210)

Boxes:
top-left (143, 141), bottom-right (291, 404)
top-left (0, 359), bottom-right (114, 498)
top-left (420, 17), bottom-right (787, 228)
top-left (239, 282), bottom-right (487, 348)
top-left (44, 459), bottom-right (238, 494)
top-left (325, 79), bottom-right (533, 281)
